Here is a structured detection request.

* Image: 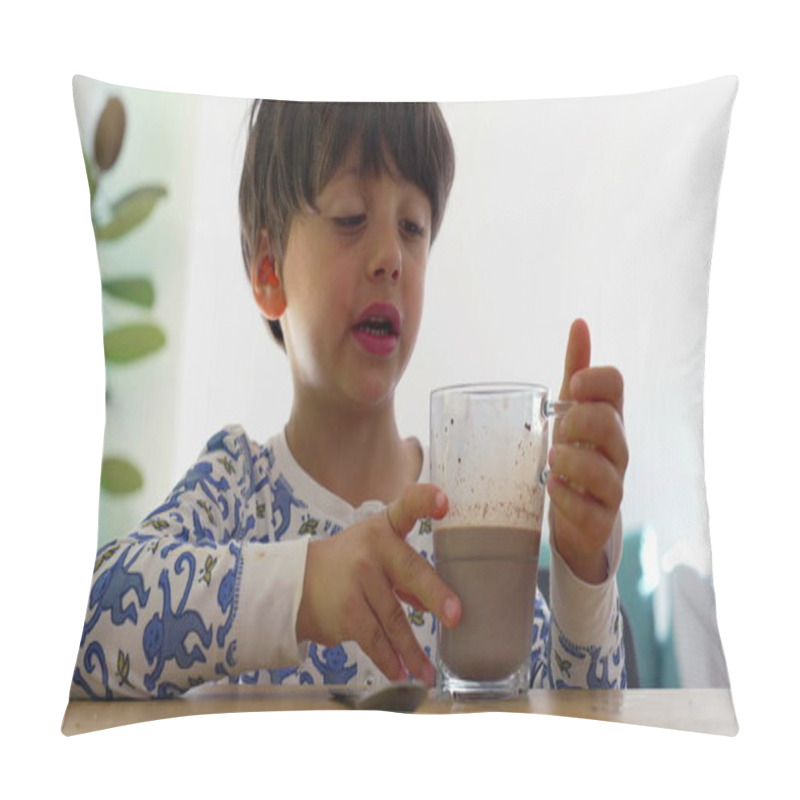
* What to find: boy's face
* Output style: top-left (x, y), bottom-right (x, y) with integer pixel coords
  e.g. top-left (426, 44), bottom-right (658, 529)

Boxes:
top-left (277, 148), bottom-right (432, 412)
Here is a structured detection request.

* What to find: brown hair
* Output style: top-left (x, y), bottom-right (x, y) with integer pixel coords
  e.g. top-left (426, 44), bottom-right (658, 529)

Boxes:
top-left (239, 101), bottom-right (456, 347)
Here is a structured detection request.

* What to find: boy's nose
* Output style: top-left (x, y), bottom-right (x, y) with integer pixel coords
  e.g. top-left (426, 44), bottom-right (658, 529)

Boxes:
top-left (370, 261), bottom-right (401, 282)
top-left (368, 225), bottom-right (402, 283)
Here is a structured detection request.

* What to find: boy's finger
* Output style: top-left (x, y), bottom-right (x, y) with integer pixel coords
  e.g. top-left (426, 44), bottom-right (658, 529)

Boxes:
top-left (382, 535), bottom-right (461, 630)
top-left (363, 569), bottom-right (437, 686)
top-left (548, 444), bottom-right (624, 511)
top-left (385, 484), bottom-right (448, 538)
top-left (560, 403), bottom-right (629, 474)
top-left (547, 477), bottom-right (614, 551)
top-left (559, 319), bottom-right (591, 401)
top-left (348, 601), bottom-right (407, 683)
top-left (383, 485), bottom-right (460, 636)
top-left (569, 366), bottom-right (624, 417)
top-left (396, 589), bottom-right (426, 610)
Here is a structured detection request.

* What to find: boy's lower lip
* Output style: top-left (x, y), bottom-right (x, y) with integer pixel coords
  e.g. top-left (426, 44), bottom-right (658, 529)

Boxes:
top-left (351, 328), bottom-right (399, 356)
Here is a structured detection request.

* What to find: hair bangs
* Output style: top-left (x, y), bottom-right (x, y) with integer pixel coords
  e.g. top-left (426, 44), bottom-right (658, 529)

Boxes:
top-left (311, 104), bottom-right (453, 237)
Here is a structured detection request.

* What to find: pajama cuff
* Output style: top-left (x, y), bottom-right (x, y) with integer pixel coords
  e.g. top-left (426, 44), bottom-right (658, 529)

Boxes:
top-left (233, 537), bottom-right (310, 671)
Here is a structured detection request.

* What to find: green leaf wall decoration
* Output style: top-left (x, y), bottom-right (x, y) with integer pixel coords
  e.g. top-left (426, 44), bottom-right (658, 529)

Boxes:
top-left (94, 186), bottom-right (167, 241)
top-left (104, 323), bottom-right (166, 363)
top-left (102, 278), bottom-right (156, 308)
top-left (87, 95), bottom-right (170, 501)
top-left (101, 457), bottom-right (144, 494)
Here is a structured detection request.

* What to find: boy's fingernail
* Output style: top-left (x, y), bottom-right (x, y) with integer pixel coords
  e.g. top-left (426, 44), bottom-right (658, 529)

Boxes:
top-left (444, 597), bottom-right (460, 627)
top-left (434, 491), bottom-right (446, 511)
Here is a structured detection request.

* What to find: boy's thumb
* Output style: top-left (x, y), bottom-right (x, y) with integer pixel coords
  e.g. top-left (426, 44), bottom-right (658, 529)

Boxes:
top-left (559, 318), bottom-right (591, 400)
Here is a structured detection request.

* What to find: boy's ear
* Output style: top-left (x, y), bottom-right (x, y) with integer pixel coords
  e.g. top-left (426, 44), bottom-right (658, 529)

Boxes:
top-left (251, 232), bottom-right (287, 320)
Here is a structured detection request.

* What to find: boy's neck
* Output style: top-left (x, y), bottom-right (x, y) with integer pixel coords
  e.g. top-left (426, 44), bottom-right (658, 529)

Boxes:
top-left (284, 397), bottom-right (422, 508)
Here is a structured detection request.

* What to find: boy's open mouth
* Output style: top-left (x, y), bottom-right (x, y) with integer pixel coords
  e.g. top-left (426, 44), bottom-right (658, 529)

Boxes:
top-left (353, 318), bottom-right (396, 337)
top-left (352, 303), bottom-right (401, 355)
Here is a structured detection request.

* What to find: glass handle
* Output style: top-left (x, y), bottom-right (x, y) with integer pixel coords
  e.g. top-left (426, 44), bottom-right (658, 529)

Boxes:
top-left (544, 399), bottom-right (575, 418)
top-left (539, 398), bottom-right (576, 486)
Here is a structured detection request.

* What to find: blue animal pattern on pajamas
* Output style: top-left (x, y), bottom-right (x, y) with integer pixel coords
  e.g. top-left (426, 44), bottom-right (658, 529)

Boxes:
top-left (271, 474), bottom-right (307, 540)
top-left (71, 425), bottom-right (624, 697)
top-left (267, 666), bottom-right (317, 685)
top-left (142, 553), bottom-right (213, 692)
top-left (191, 508), bottom-right (216, 545)
top-left (587, 646), bottom-right (614, 689)
top-left (268, 666), bottom-right (299, 684)
top-left (205, 429), bottom-right (243, 462)
top-left (143, 462), bottom-right (228, 526)
top-left (127, 531), bottom-right (159, 544)
top-left (543, 611), bottom-right (626, 689)
top-left (155, 681), bottom-right (186, 698)
top-left (309, 644), bottom-right (358, 684)
top-left (530, 596), bottom-right (550, 686)
top-left (159, 528), bottom-right (191, 558)
top-left (83, 543), bottom-right (150, 646)
top-left (252, 445), bottom-right (275, 497)
top-left (178, 462), bottom-right (230, 508)
top-left (73, 642), bottom-right (111, 699)
top-left (228, 497), bottom-right (256, 542)
top-left (215, 542), bottom-right (242, 647)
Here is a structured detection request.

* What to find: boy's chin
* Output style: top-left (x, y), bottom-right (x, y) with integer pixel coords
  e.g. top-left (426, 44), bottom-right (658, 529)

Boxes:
top-left (340, 368), bottom-right (406, 411)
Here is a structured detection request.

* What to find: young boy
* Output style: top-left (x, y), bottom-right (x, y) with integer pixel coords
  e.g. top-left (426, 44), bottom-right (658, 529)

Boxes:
top-left (72, 101), bottom-right (628, 698)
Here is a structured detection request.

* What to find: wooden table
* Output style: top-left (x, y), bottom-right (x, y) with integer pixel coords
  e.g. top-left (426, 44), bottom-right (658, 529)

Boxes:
top-left (62, 685), bottom-right (738, 736)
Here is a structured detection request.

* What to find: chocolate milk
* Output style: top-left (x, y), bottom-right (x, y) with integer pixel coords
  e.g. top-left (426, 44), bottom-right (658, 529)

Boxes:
top-left (434, 526), bottom-right (540, 682)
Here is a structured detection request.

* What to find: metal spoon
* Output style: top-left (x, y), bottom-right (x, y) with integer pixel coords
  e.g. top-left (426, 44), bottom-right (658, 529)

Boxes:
top-left (329, 681), bottom-right (429, 713)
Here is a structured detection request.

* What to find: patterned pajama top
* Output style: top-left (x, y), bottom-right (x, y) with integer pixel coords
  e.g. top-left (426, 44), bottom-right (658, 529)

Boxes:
top-left (72, 425), bottom-right (626, 699)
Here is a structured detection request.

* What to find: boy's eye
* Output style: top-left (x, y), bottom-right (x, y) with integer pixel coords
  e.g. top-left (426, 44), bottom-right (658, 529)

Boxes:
top-left (401, 219), bottom-right (426, 237)
top-left (333, 214), bottom-right (366, 229)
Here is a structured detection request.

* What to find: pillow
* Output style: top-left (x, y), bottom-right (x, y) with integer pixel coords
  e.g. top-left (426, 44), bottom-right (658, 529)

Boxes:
top-left (68, 75), bottom-right (738, 734)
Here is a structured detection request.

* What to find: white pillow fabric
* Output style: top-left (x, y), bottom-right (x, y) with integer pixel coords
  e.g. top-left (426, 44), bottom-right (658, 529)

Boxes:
top-left (72, 75), bottom-right (738, 724)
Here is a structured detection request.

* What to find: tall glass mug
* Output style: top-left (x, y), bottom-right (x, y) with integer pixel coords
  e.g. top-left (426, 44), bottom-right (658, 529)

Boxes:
top-left (430, 383), bottom-right (569, 699)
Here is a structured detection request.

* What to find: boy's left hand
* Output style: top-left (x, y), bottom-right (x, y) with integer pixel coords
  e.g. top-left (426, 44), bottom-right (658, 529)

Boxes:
top-left (547, 319), bottom-right (628, 584)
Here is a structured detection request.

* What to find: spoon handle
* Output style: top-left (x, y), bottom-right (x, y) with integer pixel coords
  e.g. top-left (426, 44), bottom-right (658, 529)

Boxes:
top-left (329, 681), bottom-right (429, 712)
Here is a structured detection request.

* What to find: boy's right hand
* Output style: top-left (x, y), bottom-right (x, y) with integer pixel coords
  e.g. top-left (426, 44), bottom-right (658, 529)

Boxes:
top-left (295, 484), bottom-right (461, 687)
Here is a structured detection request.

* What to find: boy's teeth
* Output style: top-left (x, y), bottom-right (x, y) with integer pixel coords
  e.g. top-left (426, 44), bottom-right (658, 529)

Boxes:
top-left (356, 319), bottom-right (393, 336)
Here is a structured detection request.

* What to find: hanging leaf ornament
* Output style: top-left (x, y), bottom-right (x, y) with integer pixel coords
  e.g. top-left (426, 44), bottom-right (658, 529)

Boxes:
top-left (94, 97), bottom-right (126, 171)
top-left (101, 457), bottom-right (144, 494)
top-left (94, 186), bottom-right (168, 241)
top-left (101, 278), bottom-right (155, 308)
top-left (90, 94), bottom-right (169, 499)
top-left (104, 323), bottom-right (166, 364)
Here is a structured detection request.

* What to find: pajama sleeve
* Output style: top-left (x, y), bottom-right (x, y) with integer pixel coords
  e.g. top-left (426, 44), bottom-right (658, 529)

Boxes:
top-left (71, 426), bottom-right (309, 699)
top-left (532, 513), bottom-right (626, 689)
